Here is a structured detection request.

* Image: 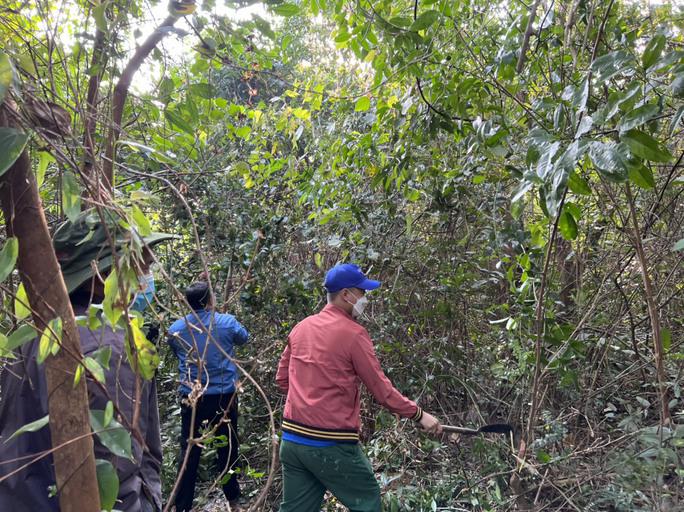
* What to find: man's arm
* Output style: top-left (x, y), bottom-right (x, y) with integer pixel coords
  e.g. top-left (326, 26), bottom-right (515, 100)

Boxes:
top-left (166, 322), bottom-right (183, 354)
top-left (350, 331), bottom-right (420, 417)
top-left (275, 342), bottom-right (291, 394)
top-left (351, 330), bottom-right (442, 433)
top-left (222, 314), bottom-right (249, 346)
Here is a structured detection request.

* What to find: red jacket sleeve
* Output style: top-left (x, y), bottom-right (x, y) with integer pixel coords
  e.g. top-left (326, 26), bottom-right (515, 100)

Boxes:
top-left (350, 329), bottom-right (423, 421)
top-left (276, 342), bottom-right (291, 394)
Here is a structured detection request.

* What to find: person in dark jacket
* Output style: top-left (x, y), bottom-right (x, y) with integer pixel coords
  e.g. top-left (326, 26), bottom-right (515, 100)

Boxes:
top-left (167, 281), bottom-right (249, 511)
top-left (0, 209), bottom-right (174, 511)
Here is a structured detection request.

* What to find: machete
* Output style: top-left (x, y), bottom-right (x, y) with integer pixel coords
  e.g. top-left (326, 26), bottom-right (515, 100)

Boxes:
top-left (441, 423), bottom-right (513, 436)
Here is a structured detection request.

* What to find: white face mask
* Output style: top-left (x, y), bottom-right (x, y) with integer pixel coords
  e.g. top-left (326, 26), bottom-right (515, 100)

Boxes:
top-left (345, 293), bottom-right (368, 318)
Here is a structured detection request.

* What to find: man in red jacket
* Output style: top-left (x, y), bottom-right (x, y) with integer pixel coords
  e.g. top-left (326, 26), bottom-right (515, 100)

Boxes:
top-left (276, 263), bottom-right (442, 512)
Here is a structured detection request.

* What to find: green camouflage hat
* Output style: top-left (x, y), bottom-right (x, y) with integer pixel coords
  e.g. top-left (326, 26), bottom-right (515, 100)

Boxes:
top-left (53, 209), bottom-right (176, 293)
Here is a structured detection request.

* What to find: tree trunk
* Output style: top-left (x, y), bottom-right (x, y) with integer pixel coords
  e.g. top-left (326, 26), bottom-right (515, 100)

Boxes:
top-left (102, 15), bottom-right (178, 190)
top-left (516, 0), bottom-right (542, 74)
top-left (82, 16), bottom-right (106, 199)
top-left (625, 183), bottom-right (671, 425)
top-left (556, 237), bottom-right (576, 319)
top-left (0, 104), bottom-right (100, 512)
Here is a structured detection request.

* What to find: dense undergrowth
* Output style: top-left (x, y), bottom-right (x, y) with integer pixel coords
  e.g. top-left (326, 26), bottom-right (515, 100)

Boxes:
top-left (1, 0), bottom-right (683, 510)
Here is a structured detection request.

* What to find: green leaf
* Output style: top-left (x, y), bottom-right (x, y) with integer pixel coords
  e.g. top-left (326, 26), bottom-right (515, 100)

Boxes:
top-left (158, 77), bottom-right (175, 101)
top-left (575, 115), bottom-right (593, 139)
top-left (73, 363), bottom-right (84, 387)
top-left (628, 164), bottom-right (656, 189)
top-left (621, 129), bottom-right (673, 162)
top-left (587, 141), bottom-right (629, 181)
top-left (0, 127), bottom-right (29, 178)
top-left (96, 459), bottom-right (119, 511)
top-left (355, 96), bottom-right (371, 112)
top-left (103, 268), bottom-right (123, 326)
top-left (405, 188), bottom-right (421, 201)
top-left (83, 356), bottom-right (106, 384)
top-left (642, 34), bottom-right (665, 70)
top-left (619, 104), bottom-right (659, 133)
top-left (334, 31), bottom-right (351, 44)
top-left (0, 236), bottom-right (18, 283)
top-left (3, 324), bottom-right (37, 352)
top-left (14, 282), bottom-right (30, 320)
top-left (7, 414), bottom-right (49, 441)
top-left (84, 304), bottom-right (103, 331)
top-left (1, 333), bottom-right (14, 358)
top-left (389, 16), bottom-right (412, 27)
top-left (567, 171), bottom-right (592, 195)
top-left (662, 328), bottom-right (671, 352)
top-left (410, 10), bottom-right (440, 31)
top-left (93, 2), bottom-right (108, 32)
top-left (90, 410), bottom-right (132, 459)
top-left (536, 450), bottom-right (551, 463)
top-left (36, 151), bottom-right (54, 188)
top-left (0, 52), bottom-right (13, 106)
top-left (636, 396), bottom-right (650, 408)
top-left (235, 126), bottom-right (251, 139)
top-left (671, 74), bottom-right (684, 99)
top-left (91, 345), bottom-right (112, 370)
top-left (125, 317), bottom-right (159, 380)
top-left (670, 105), bottom-right (684, 137)
top-left (164, 109), bottom-right (194, 135)
top-left (252, 15), bottom-right (275, 40)
top-left (673, 238), bottom-right (684, 252)
top-left (130, 205), bottom-right (152, 236)
top-left (562, 79), bottom-right (589, 111)
top-left (272, 3), bottom-right (301, 16)
top-left (62, 171), bottom-right (81, 222)
top-left (185, 99), bottom-right (199, 124)
top-left (511, 180), bottom-right (533, 203)
top-left (591, 50), bottom-right (633, 83)
top-left (103, 400), bottom-right (114, 427)
top-left (565, 202), bottom-right (582, 221)
top-left (596, 82), bottom-right (641, 125)
top-left (37, 317), bottom-right (62, 364)
top-left (118, 140), bottom-right (174, 164)
top-left (292, 107), bottom-right (310, 120)
top-left (559, 210), bottom-right (578, 240)
top-left (575, 80), bottom-right (589, 111)
top-left (188, 83), bottom-right (216, 99)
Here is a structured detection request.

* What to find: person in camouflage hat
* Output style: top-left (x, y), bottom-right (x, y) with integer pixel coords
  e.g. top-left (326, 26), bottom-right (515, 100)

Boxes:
top-left (53, 208), bottom-right (175, 295)
top-left (0, 208), bottom-right (174, 512)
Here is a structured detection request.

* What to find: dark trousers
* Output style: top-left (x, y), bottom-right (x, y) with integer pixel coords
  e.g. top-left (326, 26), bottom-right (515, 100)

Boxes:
top-left (173, 393), bottom-right (240, 511)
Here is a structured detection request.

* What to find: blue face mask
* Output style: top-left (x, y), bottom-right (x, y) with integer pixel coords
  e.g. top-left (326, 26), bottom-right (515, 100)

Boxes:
top-left (131, 273), bottom-right (155, 312)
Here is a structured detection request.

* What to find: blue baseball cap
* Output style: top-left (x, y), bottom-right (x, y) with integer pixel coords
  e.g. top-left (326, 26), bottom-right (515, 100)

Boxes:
top-left (324, 263), bottom-right (381, 293)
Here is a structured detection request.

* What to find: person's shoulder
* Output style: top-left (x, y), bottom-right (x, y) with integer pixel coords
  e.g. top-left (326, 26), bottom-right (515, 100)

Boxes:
top-left (292, 312), bottom-right (320, 329)
top-left (213, 311), bottom-right (243, 328)
top-left (302, 310), bottom-right (368, 337)
top-left (343, 318), bottom-right (371, 344)
top-left (79, 322), bottom-right (122, 350)
top-left (169, 317), bottom-right (187, 333)
top-left (334, 312), bottom-right (367, 334)
top-left (287, 314), bottom-right (313, 339)
top-left (214, 311), bottom-right (237, 322)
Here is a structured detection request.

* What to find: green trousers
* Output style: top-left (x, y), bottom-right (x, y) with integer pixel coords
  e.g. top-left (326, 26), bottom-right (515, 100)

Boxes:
top-left (279, 440), bottom-right (382, 512)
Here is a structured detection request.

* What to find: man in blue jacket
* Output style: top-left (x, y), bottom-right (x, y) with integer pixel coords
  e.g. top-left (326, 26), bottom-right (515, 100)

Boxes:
top-left (167, 281), bottom-right (249, 511)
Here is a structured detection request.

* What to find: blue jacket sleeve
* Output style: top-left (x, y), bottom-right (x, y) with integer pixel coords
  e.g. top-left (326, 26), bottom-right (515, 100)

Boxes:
top-left (221, 314), bottom-right (249, 347)
top-left (166, 323), bottom-right (181, 355)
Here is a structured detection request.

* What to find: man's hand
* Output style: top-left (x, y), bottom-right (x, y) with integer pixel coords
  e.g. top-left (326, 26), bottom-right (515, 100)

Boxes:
top-left (419, 412), bottom-right (442, 435)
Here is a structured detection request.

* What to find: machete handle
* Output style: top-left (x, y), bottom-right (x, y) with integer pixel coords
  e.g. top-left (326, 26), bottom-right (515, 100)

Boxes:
top-left (442, 423), bottom-right (513, 435)
top-left (442, 425), bottom-right (480, 435)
